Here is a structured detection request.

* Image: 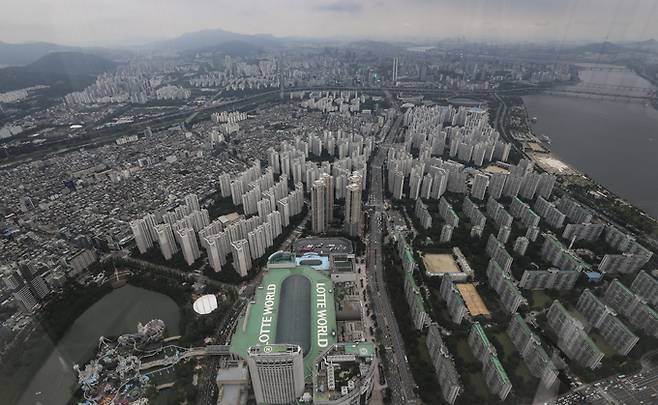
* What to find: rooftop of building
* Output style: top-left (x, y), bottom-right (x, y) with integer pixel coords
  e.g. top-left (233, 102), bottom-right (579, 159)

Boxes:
top-left (230, 265), bottom-right (337, 378)
top-left (293, 237), bottom-right (353, 256)
top-left (267, 250), bottom-right (296, 265)
top-left (313, 342), bottom-right (376, 402)
top-left (296, 253), bottom-right (330, 271)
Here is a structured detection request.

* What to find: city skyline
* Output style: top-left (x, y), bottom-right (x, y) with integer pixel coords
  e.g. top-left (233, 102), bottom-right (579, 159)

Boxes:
top-left (3, 0), bottom-right (658, 46)
top-left (2, 6), bottom-right (658, 403)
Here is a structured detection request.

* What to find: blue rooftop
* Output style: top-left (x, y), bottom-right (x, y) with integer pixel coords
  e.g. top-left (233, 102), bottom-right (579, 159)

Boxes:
top-left (295, 253), bottom-right (330, 271)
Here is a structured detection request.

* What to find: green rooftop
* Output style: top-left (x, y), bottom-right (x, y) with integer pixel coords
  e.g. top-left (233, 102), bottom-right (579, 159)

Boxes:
top-left (344, 341), bottom-right (375, 359)
top-left (490, 356), bottom-right (511, 384)
top-left (230, 266), bottom-right (337, 379)
top-left (513, 313), bottom-right (534, 338)
top-left (613, 279), bottom-right (633, 294)
top-left (404, 247), bottom-right (415, 264)
top-left (474, 322), bottom-right (491, 348)
top-left (645, 305), bottom-right (658, 319)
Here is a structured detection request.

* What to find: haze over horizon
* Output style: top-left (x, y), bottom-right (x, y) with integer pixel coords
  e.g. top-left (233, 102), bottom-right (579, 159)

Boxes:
top-left (2, 0), bottom-right (658, 47)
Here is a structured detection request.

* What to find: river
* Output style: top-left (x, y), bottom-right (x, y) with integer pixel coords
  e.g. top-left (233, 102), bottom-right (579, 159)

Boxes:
top-left (15, 285), bottom-right (180, 405)
top-left (523, 66), bottom-right (658, 220)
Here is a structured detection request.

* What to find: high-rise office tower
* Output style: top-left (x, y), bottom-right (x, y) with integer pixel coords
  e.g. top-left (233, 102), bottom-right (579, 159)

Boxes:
top-left (311, 179), bottom-right (327, 234)
top-left (247, 344), bottom-right (305, 405)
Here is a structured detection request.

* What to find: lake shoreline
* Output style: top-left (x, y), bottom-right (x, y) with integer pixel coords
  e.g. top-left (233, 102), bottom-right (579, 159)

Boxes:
top-left (10, 283), bottom-right (182, 405)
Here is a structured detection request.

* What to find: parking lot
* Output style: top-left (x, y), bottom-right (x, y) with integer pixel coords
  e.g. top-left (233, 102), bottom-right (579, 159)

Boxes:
top-left (293, 237), bottom-right (353, 255)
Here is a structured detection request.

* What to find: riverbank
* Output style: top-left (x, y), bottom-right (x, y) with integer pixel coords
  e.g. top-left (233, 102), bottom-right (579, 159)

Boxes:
top-left (523, 94), bottom-right (658, 231)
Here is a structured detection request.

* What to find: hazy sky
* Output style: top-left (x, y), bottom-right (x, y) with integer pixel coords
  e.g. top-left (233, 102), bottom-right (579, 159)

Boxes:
top-left (2, 0), bottom-right (658, 46)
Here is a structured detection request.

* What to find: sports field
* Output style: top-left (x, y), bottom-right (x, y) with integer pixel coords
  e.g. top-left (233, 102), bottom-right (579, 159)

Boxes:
top-left (422, 253), bottom-right (460, 274)
top-left (456, 283), bottom-right (490, 317)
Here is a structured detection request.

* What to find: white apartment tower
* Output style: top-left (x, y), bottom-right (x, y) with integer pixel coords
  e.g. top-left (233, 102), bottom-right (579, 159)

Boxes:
top-left (131, 219), bottom-right (154, 254)
top-left (344, 173), bottom-right (363, 237)
top-left (155, 223), bottom-right (179, 260)
top-left (311, 179), bottom-right (327, 234)
top-left (231, 239), bottom-right (252, 277)
top-left (176, 227), bottom-right (200, 266)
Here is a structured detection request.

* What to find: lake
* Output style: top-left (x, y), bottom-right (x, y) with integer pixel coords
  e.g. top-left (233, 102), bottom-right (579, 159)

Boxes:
top-left (524, 67), bottom-right (658, 219)
top-left (15, 284), bottom-right (180, 405)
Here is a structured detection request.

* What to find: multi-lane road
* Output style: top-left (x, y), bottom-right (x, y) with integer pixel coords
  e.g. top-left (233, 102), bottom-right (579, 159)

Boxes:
top-left (366, 113), bottom-right (419, 404)
top-left (553, 365), bottom-right (658, 405)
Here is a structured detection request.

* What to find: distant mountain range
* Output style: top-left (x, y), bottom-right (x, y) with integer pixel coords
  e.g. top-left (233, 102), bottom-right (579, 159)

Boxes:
top-left (0, 41), bottom-right (79, 67)
top-left (150, 28), bottom-right (284, 56)
top-left (1, 29), bottom-right (657, 71)
top-left (0, 29), bottom-right (285, 67)
top-left (153, 28), bottom-right (281, 51)
top-left (0, 52), bottom-right (116, 93)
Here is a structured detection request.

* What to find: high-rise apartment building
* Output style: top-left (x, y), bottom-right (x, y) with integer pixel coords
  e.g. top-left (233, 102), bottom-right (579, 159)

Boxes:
top-left (155, 223), bottom-right (178, 260)
top-left (344, 174), bottom-right (363, 237)
top-left (426, 323), bottom-right (463, 404)
top-left (231, 239), bottom-right (252, 277)
top-left (631, 271), bottom-right (658, 307)
top-left (311, 179), bottom-right (327, 234)
top-left (468, 322), bottom-right (512, 400)
top-left (131, 218), bottom-right (154, 254)
top-left (577, 289), bottom-right (639, 355)
top-left (185, 193), bottom-right (200, 212)
top-left (176, 227), bottom-right (200, 266)
top-left (471, 173), bottom-right (489, 201)
top-left (547, 300), bottom-right (604, 369)
top-left (392, 57), bottom-right (399, 83)
top-left (320, 173), bottom-right (334, 225)
top-left (230, 180), bottom-right (245, 206)
top-left (507, 313), bottom-right (558, 387)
